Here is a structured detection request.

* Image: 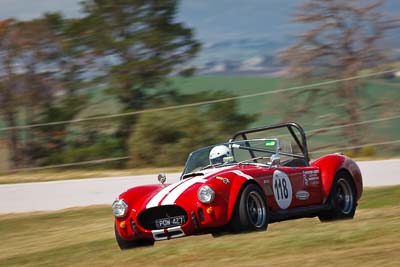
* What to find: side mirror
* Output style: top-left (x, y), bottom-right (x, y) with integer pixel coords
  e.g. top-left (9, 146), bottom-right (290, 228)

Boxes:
top-left (158, 173), bottom-right (166, 185)
top-left (269, 154), bottom-right (281, 167)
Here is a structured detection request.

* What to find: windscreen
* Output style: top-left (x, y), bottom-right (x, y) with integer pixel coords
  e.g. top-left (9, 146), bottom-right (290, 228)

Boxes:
top-left (182, 139), bottom-right (279, 175)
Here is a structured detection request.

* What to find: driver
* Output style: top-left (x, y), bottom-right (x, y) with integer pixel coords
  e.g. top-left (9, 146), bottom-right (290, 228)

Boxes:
top-left (209, 145), bottom-right (231, 165)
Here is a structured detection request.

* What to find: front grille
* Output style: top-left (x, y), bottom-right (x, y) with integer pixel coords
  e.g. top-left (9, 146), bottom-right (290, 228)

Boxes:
top-left (138, 205), bottom-right (187, 230)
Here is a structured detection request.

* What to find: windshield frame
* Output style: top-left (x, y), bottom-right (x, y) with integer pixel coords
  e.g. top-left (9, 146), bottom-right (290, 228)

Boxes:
top-left (181, 122), bottom-right (310, 178)
top-left (231, 122), bottom-right (310, 163)
top-left (181, 138), bottom-right (282, 178)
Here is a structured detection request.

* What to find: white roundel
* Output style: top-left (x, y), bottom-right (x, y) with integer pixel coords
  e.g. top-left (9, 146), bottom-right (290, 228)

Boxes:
top-left (272, 170), bottom-right (292, 209)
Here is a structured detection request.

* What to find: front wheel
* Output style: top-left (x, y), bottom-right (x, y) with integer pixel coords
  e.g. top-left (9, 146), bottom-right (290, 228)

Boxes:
top-left (319, 171), bottom-right (356, 222)
top-left (230, 184), bottom-right (268, 232)
top-left (114, 224), bottom-right (154, 250)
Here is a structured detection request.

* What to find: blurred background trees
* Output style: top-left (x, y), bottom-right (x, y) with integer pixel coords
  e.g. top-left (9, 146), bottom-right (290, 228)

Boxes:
top-left (129, 91), bottom-right (256, 167)
top-left (0, 0), bottom-right (255, 169)
top-left (72, 0), bottom-right (201, 139)
top-left (280, 0), bottom-right (399, 149)
top-left (0, 0), bottom-right (399, 170)
top-left (0, 17), bottom-right (69, 168)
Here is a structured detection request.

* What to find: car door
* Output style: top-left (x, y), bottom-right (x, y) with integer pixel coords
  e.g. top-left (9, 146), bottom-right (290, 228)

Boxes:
top-left (269, 166), bottom-right (323, 211)
top-left (297, 166), bottom-right (324, 205)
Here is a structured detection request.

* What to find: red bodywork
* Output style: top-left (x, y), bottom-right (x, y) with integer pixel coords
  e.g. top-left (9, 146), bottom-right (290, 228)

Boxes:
top-left (115, 153), bottom-right (362, 242)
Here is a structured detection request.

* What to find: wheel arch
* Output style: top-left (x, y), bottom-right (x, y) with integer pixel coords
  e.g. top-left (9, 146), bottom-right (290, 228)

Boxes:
top-left (226, 179), bottom-right (267, 222)
top-left (336, 165), bottom-right (362, 202)
top-left (311, 154), bottom-right (363, 203)
top-left (333, 168), bottom-right (358, 200)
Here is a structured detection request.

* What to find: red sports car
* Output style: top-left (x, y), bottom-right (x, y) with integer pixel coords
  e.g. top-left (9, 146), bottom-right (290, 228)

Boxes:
top-left (112, 122), bottom-right (362, 249)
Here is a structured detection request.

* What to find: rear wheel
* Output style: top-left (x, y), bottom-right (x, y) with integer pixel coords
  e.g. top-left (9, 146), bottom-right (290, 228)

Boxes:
top-left (230, 184), bottom-right (268, 232)
top-left (114, 224), bottom-right (154, 250)
top-left (319, 171), bottom-right (356, 222)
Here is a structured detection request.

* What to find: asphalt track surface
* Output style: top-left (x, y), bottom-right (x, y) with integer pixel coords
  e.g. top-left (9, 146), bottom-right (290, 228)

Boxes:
top-left (0, 159), bottom-right (399, 214)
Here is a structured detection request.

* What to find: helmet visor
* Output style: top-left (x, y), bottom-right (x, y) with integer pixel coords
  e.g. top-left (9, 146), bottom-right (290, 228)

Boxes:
top-left (210, 155), bottom-right (225, 165)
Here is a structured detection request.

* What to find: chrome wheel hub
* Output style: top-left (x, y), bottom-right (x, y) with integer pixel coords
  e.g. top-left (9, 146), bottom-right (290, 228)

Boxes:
top-left (247, 191), bottom-right (267, 228)
top-left (335, 178), bottom-right (354, 214)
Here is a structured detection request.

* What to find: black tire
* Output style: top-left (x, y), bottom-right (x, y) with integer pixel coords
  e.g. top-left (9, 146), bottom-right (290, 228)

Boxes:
top-left (114, 224), bottom-right (155, 250)
top-left (319, 171), bottom-right (356, 222)
top-left (230, 184), bottom-right (268, 232)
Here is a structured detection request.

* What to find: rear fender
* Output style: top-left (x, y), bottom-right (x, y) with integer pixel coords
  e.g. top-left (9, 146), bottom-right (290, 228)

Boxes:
top-left (311, 154), bottom-right (363, 202)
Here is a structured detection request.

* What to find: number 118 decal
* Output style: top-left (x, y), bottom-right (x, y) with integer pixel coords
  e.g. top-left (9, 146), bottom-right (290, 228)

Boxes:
top-left (273, 170), bottom-right (292, 209)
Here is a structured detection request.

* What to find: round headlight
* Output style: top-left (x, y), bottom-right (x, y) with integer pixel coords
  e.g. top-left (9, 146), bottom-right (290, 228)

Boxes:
top-left (197, 185), bottom-right (215, 204)
top-left (112, 199), bottom-right (128, 218)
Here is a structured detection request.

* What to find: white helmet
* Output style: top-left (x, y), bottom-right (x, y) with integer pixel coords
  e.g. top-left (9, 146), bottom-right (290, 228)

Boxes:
top-left (209, 145), bottom-right (231, 165)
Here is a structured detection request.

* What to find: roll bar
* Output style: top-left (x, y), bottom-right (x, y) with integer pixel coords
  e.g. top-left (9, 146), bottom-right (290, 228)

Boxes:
top-left (231, 122), bottom-right (310, 164)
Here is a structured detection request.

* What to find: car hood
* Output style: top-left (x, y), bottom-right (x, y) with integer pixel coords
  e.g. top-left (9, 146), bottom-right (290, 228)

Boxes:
top-left (130, 166), bottom-right (236, 210)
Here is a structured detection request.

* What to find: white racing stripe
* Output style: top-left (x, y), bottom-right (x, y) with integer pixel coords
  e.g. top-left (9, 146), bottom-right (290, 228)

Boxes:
top-left (146, 179), bottom-right (188, 208)
top-left (161, 167), bottom-right (233, 206)
top-left (146, 167), bottom-right (233, 208)
top-left (230, 170), bottom-right (254, 180)
top-left (161, 176), bottom-right (207, 206)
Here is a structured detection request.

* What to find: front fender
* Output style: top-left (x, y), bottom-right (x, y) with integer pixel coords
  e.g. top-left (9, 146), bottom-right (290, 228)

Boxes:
top-left (115, 184), bottom-right (166, 240)
top-left (120, 184), bottom-right (165, 207)
top-left (216, 170), bottom-right (259, 222)
top-left (311, 154), bottom-right (363, 202)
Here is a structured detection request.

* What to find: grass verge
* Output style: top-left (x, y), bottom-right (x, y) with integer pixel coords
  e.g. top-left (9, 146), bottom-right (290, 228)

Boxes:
top-left (0, 186), bottom-right (399, 267)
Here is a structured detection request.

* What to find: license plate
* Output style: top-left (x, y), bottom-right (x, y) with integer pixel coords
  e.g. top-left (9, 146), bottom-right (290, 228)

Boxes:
top-left (155, 215), bottom-right (185, 229)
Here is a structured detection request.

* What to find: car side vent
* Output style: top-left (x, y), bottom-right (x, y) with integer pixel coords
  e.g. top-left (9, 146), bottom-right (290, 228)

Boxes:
top-left (198, 208), bottom-right (205, 222)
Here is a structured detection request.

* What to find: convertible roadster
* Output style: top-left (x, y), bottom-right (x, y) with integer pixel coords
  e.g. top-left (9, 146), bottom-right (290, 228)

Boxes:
top-left (112, 122), bottom-right (362, 249)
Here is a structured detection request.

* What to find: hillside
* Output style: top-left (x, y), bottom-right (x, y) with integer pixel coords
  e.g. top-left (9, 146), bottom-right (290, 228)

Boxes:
top-left (77, 75), bottom-right (400, 156)
top-left (172, 76), bottom-right (400, 156)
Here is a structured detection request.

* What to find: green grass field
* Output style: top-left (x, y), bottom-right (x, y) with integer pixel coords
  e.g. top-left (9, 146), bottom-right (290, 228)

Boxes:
top-left (173, 76), bottom-right (400, 142)
top-left (83, 75), bottom-right (400, 154)
top-left (84, 76), bottom-right (400, 129)
top-left (1, 186), bottom-right (399, 267)
top-left (1, 75), bottom-right (399, 170)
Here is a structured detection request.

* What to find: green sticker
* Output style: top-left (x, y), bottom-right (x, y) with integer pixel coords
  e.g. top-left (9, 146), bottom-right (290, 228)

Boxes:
top-left (265, 140), bottom-right (276, 147)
